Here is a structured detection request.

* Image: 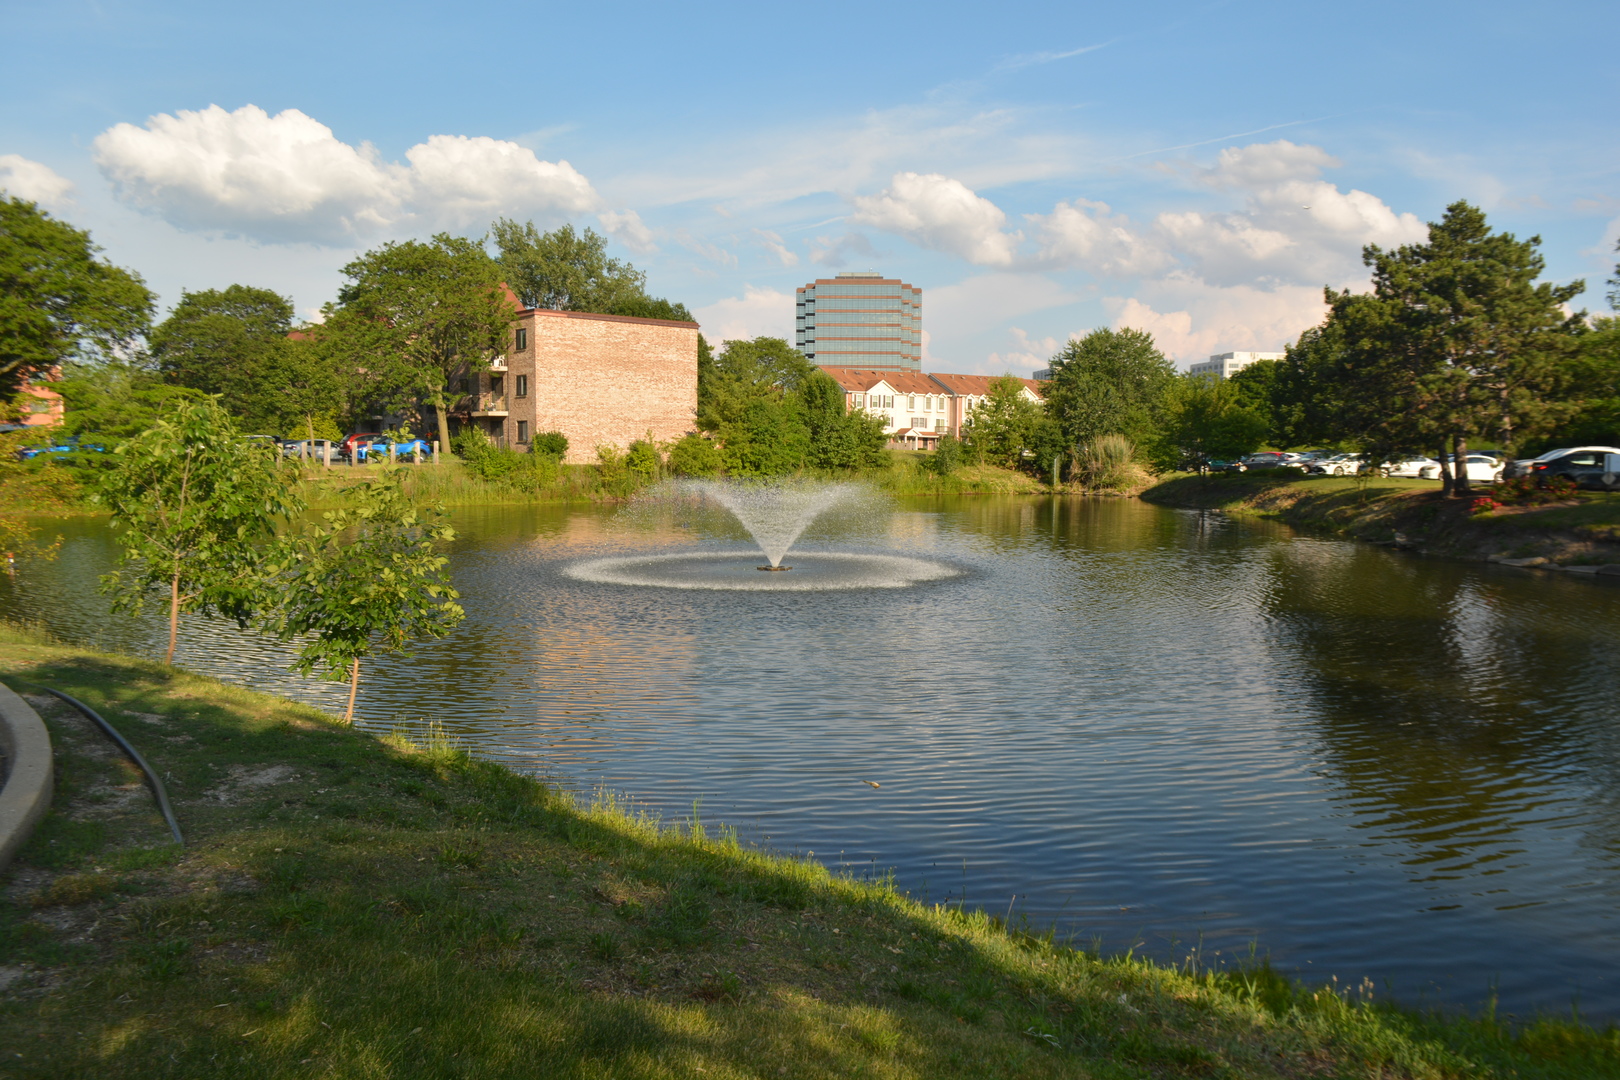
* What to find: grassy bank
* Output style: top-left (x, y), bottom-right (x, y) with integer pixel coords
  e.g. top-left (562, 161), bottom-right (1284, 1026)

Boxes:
top-left (5, 456), bottom-right (1054, 520)
top-left (1141, 472), bottom-right (1620, 568)
top-left (2, 626), bottom-right (1617, 1077)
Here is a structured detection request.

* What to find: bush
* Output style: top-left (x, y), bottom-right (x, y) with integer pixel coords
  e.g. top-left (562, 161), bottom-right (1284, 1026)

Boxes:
top-left (453, 426), bottom-right (557, 490)
top-left (531, 430), bottom-right (568, 459)
top-left (922, 434), bottom-right (963, 477)
top-left (667, 433), bottom-right (722, 477)
top-left (1495, 474), bottom-right (1578, 505)
top-left (625, 437), bottom-right (661, 480)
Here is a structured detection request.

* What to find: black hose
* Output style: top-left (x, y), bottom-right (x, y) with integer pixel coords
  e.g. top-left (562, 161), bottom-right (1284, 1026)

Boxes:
top-left (38, 687), bottom-right (183, 845)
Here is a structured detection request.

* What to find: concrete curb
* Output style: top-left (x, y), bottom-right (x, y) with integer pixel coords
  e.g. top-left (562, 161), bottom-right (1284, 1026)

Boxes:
top-left (0, 681), bottom-right (54, 873)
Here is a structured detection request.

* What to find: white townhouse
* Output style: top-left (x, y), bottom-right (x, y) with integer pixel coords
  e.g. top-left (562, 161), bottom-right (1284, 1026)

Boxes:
top-left (817, 367), bottom-right (1046, 449)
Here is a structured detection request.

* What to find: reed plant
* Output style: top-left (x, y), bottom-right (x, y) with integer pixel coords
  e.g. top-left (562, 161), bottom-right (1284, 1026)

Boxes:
top-left (1072, 434), bottom-right (1151, 493)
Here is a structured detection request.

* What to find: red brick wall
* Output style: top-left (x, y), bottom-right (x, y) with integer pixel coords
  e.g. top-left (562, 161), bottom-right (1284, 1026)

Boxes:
top-left (509, 310), bottom-right (699, 464)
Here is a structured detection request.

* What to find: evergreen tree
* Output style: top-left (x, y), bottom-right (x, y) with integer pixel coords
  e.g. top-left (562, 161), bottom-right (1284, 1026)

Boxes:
top-left (1322, 201), bottom-right (1583, 494)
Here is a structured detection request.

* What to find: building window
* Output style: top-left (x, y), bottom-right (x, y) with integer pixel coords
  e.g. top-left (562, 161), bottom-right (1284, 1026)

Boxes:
top-left (854, 393), bottom-right (865, 407)
top-left (515, 327), bottom-right (528, 351)
top-left (490, 375), bottom-right (503, 396)
top-left (516, 374), bottom-right (528, 397)
top-left (935, 420), bottom-right (946, 432)
top-left (517, 421), bottom-right (529, 442)
top-left (908, 396), bottom-right (916, 410)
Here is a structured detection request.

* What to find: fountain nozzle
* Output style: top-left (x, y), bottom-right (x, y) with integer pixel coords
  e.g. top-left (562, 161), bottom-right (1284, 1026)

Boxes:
top-left (757, 565), bottom-right (792, 571)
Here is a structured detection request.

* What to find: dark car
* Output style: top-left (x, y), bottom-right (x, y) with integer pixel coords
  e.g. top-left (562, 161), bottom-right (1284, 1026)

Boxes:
top-left (1520, 446), bottom-right (1620, 490)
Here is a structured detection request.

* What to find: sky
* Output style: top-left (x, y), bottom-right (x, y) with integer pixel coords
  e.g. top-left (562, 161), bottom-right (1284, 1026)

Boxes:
top-left (2, 0), bottom-right (1617, 374)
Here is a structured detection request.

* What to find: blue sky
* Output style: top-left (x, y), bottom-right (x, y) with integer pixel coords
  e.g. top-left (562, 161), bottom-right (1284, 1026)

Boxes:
top-left (3, 0), bottom-right (1616, 373)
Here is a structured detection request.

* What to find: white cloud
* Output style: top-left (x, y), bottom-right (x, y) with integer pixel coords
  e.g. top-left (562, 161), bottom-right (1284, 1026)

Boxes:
top-left (1193, 139), bottom-right (1340, 188)
top-left (0, 155), bottom-right (75, 207)
top-left (851, 172), bottom-right (1021, 266)
top-left (92, 104), bottom-right (601, 244)
top-left (751, 228), bottom-right (798, 267)
top-left (1105, 276), bottom-right (1329, 366)
top-left (405, 134), bottom-right (596, 228)
top-left (986, 326), bottom-right (1067, 374)
top-left (1028, 198), bottom-right (1170, 276)
top-left (599, 208), bottom-right (658, 254)
top-left (809, 231), bottom-right (878, 267)
top-left (692, 285), bottom-right (793, 343)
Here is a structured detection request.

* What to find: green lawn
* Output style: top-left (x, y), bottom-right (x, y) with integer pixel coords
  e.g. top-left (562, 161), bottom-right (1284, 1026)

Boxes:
top-left (2, 624), bottom-right (1617, 1078)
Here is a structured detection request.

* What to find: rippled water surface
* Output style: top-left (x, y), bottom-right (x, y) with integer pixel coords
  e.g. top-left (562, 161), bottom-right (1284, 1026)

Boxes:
top-left (6, 496), bottom-right (1620, 1017)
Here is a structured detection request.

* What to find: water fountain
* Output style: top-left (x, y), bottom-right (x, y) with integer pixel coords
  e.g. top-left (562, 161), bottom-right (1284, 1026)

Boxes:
top-left (563, 479), bottom-right (961, 591)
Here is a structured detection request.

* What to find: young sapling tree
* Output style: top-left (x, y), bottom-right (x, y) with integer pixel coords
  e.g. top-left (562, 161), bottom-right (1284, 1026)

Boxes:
top-left (97, 397), bottom-right (299, 664)
top-left (267, 470), bottom-right (464, 722)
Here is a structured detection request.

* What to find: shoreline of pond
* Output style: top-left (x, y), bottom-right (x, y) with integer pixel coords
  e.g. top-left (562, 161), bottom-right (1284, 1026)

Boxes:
top-left (1140, 472), bottom-right (1620, 570)
top-left (2, 619), bottom-right (1615, 1078)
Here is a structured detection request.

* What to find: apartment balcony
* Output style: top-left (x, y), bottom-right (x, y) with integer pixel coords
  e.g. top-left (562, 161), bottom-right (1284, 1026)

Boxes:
top-left (468, 393), bottom-right (509, 417)
top-left (489, 355), bottom-right (508, 372)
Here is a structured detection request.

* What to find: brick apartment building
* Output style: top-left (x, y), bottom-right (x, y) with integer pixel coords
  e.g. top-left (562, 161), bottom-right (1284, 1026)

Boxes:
top-left (457, 307), bottom-right (700, 464)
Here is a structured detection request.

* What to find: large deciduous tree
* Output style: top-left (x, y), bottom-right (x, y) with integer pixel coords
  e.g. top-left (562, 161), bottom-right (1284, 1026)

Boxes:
top-left (323, 235), bottom-right (516, 453)
top-left (1322, 201), bottom-right (1583, 495)
top-left (1041, 328), bottom-right (1177, 453)
top-left (0, 196), bottom-right (153, 401)
top-left (98, 397), bottom-right (300, 665)
top-left (490, 219), bottom-right (691, 321)
top-left (1149, 376), bottom-right (1269, 470)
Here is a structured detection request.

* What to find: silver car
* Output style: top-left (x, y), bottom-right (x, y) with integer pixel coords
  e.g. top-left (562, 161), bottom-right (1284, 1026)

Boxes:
top-left (1417, 455), bottom-right (1503, 482)
top-left (1309, 453), bottom-right (1364, 476)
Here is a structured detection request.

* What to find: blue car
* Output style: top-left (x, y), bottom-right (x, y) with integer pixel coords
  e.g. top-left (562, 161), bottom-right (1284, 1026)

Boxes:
top-left (14, 438), bottom-right (105, 460)
top-left (356, 438), bottom-right (432, 463)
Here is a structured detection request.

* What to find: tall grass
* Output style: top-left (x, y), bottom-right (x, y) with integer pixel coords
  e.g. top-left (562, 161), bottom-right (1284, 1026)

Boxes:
top-left (1073, 434), bottom-right (1151, 493)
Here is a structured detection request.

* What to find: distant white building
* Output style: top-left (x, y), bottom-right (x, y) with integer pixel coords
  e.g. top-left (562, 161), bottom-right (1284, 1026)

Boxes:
top-left (1187, 351), bottom-right (1284, 380)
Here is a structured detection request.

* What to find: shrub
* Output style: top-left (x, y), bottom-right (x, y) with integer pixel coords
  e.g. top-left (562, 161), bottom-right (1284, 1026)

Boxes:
top-left (922, 434), bottom-right (963, 477)
top-left (667, 433), bottom-right (722, 477)
top-left (625, 437), bottom-right (661, 480)
top-left (1496, 474), bottom-right (1578, 505)
top-left (531, 430), bottom-right (568, 459)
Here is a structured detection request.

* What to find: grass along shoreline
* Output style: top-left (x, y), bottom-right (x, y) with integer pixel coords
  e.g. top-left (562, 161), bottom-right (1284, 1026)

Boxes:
top-left (1141, 472), bottom-right (1620, 570)
top-left (3, 623), bottom-right (1618, 1078)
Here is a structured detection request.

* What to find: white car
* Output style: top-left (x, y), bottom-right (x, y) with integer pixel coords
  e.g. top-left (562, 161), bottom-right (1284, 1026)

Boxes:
top-left (1417, 455), bottom-right (1504, 482)
top-left (1374, 455), bottom-right (1440, 478)
top-left (1309, 453), bottom-right (1364, 476)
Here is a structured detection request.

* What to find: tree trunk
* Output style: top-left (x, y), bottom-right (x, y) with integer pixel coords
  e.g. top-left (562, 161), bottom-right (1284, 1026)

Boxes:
top-left (166, 572), bottom-right (180, 665)
top-left (1437, 445), bottom-right (1454, 498)
top-left (1499, 385), bottom-right (1514, 461)
top-left (344, 658), bottom-right (360, 724)
top-left (1453, 433), bottom-right (1472, 497)
top-left (433, 387), bottom-right (452, 460)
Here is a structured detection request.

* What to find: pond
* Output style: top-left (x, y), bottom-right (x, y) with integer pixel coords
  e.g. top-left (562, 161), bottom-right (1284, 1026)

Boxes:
top-left (5, 494), bottom-right (1620, 1018)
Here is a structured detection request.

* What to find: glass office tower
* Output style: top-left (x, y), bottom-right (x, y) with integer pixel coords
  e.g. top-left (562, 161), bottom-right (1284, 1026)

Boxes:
top-left (795, 271), bottom-right (921, 371)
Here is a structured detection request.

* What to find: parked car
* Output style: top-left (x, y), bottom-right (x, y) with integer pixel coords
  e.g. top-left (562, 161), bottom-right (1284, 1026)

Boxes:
top-left (281, 439), bottom-right (340, 462)
top-left (1225, 451), bottom-right (1291, 472)
top-left (338, 432), bottom-right (384, 462)
top-left (1369, 455), bottom-right (1440, 478)
top-left (14, 438), bottom-right (105, 460)
top-left (354, 438), bottom-right (431, 463)
top-left (1504, 445), bottom-right (1620, 482)
top-left (1308, 453), bottom-right (1364, 476)
top-left (1515, 446), bottom-right (1620, 490)
top-left (1416, 454), bottom-right (1504, 482)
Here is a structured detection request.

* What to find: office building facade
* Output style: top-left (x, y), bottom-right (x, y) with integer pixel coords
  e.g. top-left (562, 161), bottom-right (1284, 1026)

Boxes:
top-left (1187, 351), bottom-right (1284, 380)
top-left (795, 271), bottom-right (922, 371)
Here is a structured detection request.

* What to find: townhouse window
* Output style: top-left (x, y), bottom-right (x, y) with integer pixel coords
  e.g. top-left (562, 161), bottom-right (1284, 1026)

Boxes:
top-left (517, 420), bottom-right (529, 442)
top-left (516, 374), bottom-right (528, 397)
top-left (908, 396), bottom-right (916, 410)
top-left (854, 393), bottom-right (865, 407)
top-left (515, 327), bottom-right (528, 351)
